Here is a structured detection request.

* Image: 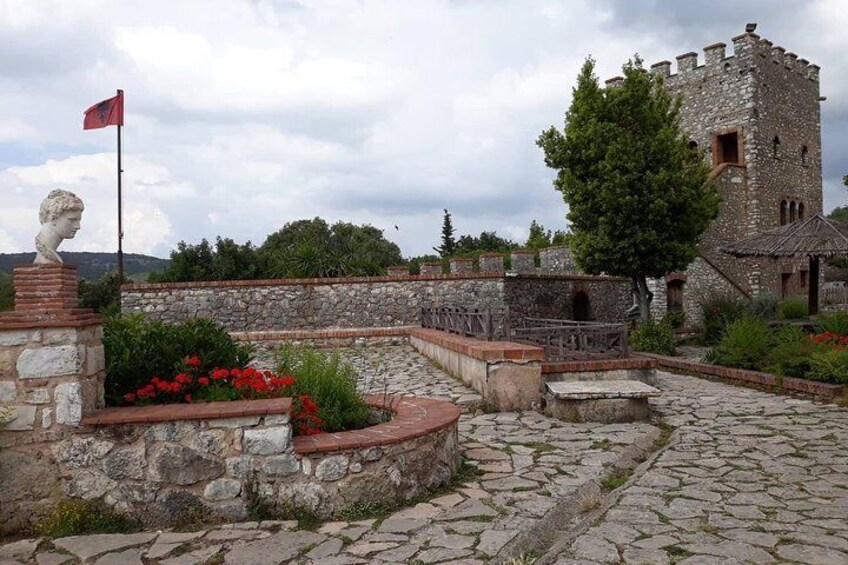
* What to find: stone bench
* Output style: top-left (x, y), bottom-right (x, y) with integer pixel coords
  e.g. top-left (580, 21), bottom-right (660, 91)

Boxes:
top-left (544, 379), bottom-right (661, 423)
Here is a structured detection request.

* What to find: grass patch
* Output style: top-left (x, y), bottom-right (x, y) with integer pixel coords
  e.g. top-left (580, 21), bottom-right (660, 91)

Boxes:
top-left (590, 438), bottom-right (612, 451)
top-left (36, 499), bottom-right (140, 538)
top-left (666, 545), bottom-right (693, 561)
top-left (600, 468), bottom-right (633, 491)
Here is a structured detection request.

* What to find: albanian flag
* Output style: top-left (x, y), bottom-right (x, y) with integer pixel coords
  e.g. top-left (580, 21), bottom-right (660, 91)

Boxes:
top-left (83, 91), bottom-right (124, 129)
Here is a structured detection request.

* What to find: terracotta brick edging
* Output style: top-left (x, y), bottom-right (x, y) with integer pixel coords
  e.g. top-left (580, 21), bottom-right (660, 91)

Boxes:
top-left (409, 327), bottom-right (544, 362)
top-left (293, 395), bottom-right (461, 455)
top-left (639, 353), bottom-right (844, 399)
top-left (81, 398), bottom-right (292, 425)
top-left (542, 357), bottom-right (657, 374)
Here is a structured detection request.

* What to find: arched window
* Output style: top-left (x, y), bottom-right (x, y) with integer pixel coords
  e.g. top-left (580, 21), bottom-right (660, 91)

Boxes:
top-left (801, 145), bottom-right (808, 166)
top-left (790, 201), bottom-right (797, 223)
top-left (780, 200), bottom-right (788, 226)
top-left (772, 136), bottom-right (781, 158)
top-left (798, 202), bottom-right (805, 220)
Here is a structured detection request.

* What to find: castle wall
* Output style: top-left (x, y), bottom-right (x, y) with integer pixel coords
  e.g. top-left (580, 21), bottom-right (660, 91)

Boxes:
top-left (121, 272), bottom-right (631, 331)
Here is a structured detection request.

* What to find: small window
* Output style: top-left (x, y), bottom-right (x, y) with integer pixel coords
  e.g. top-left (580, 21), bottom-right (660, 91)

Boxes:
top-left (772, 136), bottom-right (781, 158)
top-left (781, 273), bottom-right (792, 298)
top-left (800, 270), bottom-right (808, 288)
top-left (790, 201), bottom-right (797, 223)
top-left (688, 140), bottom-right (698, 151)
top-left (780, 200), bottom-right (788, 226)
top-left (801, 145), bottom-right (809, 166)
top-left (798, 202), bottom-right (805, 220)
top-left (715, 131), bottom-right (740, 165)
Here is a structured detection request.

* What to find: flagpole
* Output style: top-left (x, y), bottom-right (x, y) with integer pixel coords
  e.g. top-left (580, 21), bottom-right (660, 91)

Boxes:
top-left (117, 89), bottom-right (124, 289)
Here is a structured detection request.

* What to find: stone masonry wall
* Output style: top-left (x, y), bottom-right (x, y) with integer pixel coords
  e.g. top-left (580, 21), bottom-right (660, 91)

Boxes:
top-left (122, 273), bottom-right (633, 331)
top-left (0, 323), bottom-right (106, 533)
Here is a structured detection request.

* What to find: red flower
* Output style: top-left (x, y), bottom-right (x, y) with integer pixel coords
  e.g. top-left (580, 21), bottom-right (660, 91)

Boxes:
top-left (175, 373), bottom-right (191, 384)
top-left (123, 393), bottom-right (136, 402)
top-left (186, 355), bottom-right (202, 367)
top-left (198, 376), bottom-right (210, 385)
top-left (211, 368), bottom-right (230, 380)
top-left (184, 394), bottom-right (193, 402)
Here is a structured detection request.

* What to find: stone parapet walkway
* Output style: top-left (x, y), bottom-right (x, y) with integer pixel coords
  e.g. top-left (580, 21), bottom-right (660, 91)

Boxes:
top-left (2, 346), bottom-right (847, 564)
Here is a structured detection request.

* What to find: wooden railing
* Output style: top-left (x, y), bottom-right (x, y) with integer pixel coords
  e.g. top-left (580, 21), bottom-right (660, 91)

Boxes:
top-left (511, 317), bottom-right (629, 361)
top-left (823, 286), bottom-right (848, 309)
top-left (421, 306), bottom-right (511, 340)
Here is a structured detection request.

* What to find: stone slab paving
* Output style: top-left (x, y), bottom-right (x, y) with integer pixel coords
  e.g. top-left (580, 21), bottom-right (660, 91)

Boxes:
top-left (2, 346), bottom-right (658, 564)
top-left (547, 371), bottom-right (848, 565)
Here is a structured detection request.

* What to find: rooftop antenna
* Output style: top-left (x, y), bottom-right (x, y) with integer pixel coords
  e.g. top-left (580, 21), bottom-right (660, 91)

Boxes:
top-left (745, 23), bottom-right (757, 33)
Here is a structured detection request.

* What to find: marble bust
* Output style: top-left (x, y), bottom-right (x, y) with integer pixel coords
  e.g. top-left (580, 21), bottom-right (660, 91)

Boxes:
top-left (34, 189), bottom-right (85, 264)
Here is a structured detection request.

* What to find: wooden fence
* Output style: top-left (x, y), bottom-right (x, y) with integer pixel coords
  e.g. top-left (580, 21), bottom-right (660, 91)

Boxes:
top-left (511, 317), bottom-right (629, 361)
top-left (420, 307), bottom-right (628, 361)
top-left (420, 305), bottom-right (511, 340)
top-left (823, 286), bottom-right (848, 309)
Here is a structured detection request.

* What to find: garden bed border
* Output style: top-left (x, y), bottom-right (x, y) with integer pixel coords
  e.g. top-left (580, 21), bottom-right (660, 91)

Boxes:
top-left (640, 353), bottom-right (844, 398)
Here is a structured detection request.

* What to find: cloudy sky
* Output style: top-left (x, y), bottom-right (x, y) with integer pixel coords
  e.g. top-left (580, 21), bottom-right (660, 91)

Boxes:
top-left (1, 0), bottom-right (846, 259)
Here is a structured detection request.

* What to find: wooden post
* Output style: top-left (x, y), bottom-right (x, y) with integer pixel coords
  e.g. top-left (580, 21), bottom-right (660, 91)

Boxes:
top-left (809, 256), bottom-right (820, 316)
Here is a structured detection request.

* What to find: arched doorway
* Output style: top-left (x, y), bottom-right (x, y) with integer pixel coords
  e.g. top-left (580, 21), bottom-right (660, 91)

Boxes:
top-left (572, 291), bottom-right (591, 321)
top-left (667, 279), bottom-right (684, 312)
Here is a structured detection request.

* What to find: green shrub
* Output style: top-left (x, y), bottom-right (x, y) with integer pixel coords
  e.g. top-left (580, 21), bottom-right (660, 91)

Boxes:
top-left (808, 347), bottom-right (848, 384)
top-left (78, 272), bottom-right (122, 315)
top-left (700, 296), bottom-right (747, 345)
top-left (273, 344), bottom-right (372, 433)
top-left (37, 498), bottom-right (139, 538)
top-left (104, 314), bottom-right (252, 405)
top-left (765, 325), bottom-right (814, 379)
top-left (708, 316), bottom-right (771, 371)
top-left (662, 309), bottom-right (685, 329)
top-left (779, 296), bottom-right (808, 319)
top-left (815, 312), bottom-right (848, 336)
top-left (747, 292), bottom-right (780, 321)
top-left (630, 319), bottom-right (675, 356)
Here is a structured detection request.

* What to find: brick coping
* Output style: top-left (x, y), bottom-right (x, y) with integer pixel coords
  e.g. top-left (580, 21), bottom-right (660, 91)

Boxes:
top-left (542, 357), bottom-right (657, 374)
top-left (81, 398), bottom-right (292, 425)
top-left (232, 326), bottom-right (415, 342)
top-left (121, 272), bottom-right (627, 292)
top-left (410, 327), bottom-right (544, 362)
top-left (640, 353), bottom-right (844, 399)
top-left (293, 395), bottom-right (461, 455)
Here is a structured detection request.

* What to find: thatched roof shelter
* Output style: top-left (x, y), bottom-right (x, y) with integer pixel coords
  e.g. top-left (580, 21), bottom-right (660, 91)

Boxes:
top-left (721, 214), bottom-right (848, 315)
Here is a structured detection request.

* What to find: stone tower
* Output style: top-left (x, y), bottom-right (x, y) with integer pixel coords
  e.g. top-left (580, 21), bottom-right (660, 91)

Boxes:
top-left (640, 31), bottom-right (822, 323)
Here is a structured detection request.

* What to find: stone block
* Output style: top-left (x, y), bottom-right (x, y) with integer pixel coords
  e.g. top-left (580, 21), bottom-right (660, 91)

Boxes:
top-left (149, 444), bottom-right (224, 485)
top-left (17, 346), bottom-right (82, 380)
top-left (2, 405), bottom-right (36, 431)
top-left (315, 455), bottom-right (349, 481)
top-left (54, 382), bottom-right (83, 425)
top-left (0, 331), bottom-right (30, 347)
top-left (262, 454), bottom-right (300, 476)
top-left (486, 362), bottom-right (542, 411)
top-left (55, 436), bottom-right (115, 467)
top-left (102, 445), bottom-right (147, 480)
top-left (0, 381), bottom-right (16, 403)
top-left (0, 350), bottom-right (18, 379)
top-left (545, 397), bottom-right (652, 423)
top-left (42, 329), bottom-right (80, 346)
top-left (243, 426), bottom-right (291, 455)
top-left (24, 388), bottom-right (50, 404)
top-left (86, 345), bottom-right (105, 376)
top-left (204, 478), bottom-right (241, 501)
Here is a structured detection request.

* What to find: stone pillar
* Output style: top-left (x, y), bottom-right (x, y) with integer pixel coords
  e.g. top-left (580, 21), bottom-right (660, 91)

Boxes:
top-left (419, 261), bottom-right (443, 275)
top-left (539, 246), bottom-right (576, 274)
top-left (449, 258), bottom-right (473, 274)
top-left (1, 265), bottom-right (104, 437)
top-left (387, 265), bottom-right (409, 277)
top-left (478, 253), bottom-right (505, 274)
top-left (510, 250), bottom-right (535, 274)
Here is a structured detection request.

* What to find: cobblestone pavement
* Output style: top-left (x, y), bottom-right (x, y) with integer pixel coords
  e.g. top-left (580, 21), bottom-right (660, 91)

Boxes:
top-left (4, 347), bottom-right (847, 565)
top-left (548, 372), bottom-right (848, 565)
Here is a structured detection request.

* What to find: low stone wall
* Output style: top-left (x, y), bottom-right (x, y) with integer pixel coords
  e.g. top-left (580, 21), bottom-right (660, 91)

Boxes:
top-left (2, 394), bottom-right (460, 531)
top-left (409, 328), bottom-right (543, 411)
top-left (121, 273), bottom-right (631, 332)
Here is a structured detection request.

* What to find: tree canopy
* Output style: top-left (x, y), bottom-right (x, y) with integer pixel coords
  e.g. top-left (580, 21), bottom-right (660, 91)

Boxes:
top-left (524, 220), bottom-right (569, 250)
top-left (537, 56), bottom-right (719, 318)
top-left (434, 209), bottom-right (457, 257)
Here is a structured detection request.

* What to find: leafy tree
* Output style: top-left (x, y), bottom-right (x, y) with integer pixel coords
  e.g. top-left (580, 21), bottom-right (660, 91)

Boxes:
top-left (260, 218), bottom-right (402, 278)
top-left (525, 220), bottom-right (569, 250)
top-left (826, 206), bottom-right (848, 277)
top-left (537, 56), bottom-right (718, 320)
top-left (78, 272), bottom-right (124, 314)
top-left (150, 237), bottom-right (263, 283)
top-left (434, 209), bottom-right (457, 257)
top-left (455, 231), bottom-right (517, 255)
top-left (829, 206), bottom-right (848, 225)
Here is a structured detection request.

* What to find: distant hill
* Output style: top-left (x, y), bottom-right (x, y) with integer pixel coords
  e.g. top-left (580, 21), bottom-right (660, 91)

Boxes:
top-left (0, 252), bottom-right (169, 280)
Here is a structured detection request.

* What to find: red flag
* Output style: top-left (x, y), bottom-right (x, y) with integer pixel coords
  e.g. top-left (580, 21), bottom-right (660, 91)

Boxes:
top-left (83, 91), bottom-right (124, 130)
